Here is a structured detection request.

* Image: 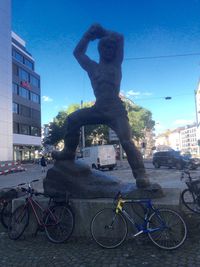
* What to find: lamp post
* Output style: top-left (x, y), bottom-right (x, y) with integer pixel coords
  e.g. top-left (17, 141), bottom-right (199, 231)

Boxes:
top-left (80, 100), bottom-right (85, 149)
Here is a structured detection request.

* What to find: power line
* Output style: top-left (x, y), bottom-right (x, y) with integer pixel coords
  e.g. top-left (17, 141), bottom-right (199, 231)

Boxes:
top-left (124, 52), bottom-right (200, 61)
top-left (128, 93), bottom-right (192, 101)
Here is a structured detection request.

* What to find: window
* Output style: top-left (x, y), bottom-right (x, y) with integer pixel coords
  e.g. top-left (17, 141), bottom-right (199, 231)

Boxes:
top-left (13, 102), bottom-right (19, 114)
top-left (13, 50), bottom-right (23, 63)
top-left (20, 105), bottom-right (31, 117)
top-left (12, 83), bottom-right (18, 94)
top-left (19, 86), bottom-right (29, 99)
top-left (12, 63), bottom-right (18, 76)
top-left (30, 75), bottom-right (39, 88)
top-left (19, 68), bottom-right (29, 82)
top-left (30, 92), bottom-right (40, 103)
top-left (31, 109), bottom-right (40, 120)
top-left (24, 58), bottom-right (34, 70)
top-left (31, 126), bottom-right (40, 136)
top-left (13, 122), bottom-right (19, 133)
top-left (20, 124), bottom-right (30, 135)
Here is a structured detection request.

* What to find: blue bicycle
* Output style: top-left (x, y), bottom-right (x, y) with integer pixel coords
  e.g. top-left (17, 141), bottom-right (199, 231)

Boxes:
top-left (91, 192), bottom-right (187, 250)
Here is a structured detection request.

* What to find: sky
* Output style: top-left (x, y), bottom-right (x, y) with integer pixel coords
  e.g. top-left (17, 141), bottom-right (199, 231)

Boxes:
top-left (12, 0), bottom-right (200, 134)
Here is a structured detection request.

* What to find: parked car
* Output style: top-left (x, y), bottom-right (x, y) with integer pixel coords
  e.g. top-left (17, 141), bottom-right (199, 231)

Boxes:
top-left (152, 151), bottom-right (199, 170)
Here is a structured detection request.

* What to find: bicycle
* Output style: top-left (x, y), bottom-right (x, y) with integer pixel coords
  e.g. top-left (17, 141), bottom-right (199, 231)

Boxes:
top-left (8, 179), bottom-right (74, 243)
top-left (91, 192), bottom-right (187, 250)
top-left (181, 169), bottom-right (200, 214)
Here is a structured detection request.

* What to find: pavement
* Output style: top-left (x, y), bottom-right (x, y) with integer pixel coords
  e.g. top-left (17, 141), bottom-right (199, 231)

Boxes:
top-left (0, 161), bottom-right (200, 267)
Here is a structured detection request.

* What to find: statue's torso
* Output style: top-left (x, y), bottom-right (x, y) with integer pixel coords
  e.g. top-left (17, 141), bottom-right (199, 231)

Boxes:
top-left (88, 63), bottom-right (122, 101)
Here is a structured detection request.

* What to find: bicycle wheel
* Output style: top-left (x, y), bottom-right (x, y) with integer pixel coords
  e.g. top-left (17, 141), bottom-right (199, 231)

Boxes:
top-left (147, 209), bottom-right (187, 250)
top-left (8, 205), bottom-right (29, 240)
top-left (91, 208), bottom-right (128, 249)
top-left (181, 189), bottom-right (200, 214)
top-left (45, 205), bottom-right (74, 243)
top-left (1, 201), bottom-right (12, 229)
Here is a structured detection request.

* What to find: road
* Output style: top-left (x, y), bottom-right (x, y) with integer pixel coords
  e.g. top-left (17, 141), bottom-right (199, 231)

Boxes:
top-left (0, 160), bottom-right (198, 191)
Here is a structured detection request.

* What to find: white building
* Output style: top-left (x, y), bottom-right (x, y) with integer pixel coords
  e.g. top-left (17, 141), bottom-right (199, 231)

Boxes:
top-left (180, 124), bottom-right (197, 155)
top-left (0, 0), bottom-right (13, 161)
top-left (155, 125), bottom-right (198, 156)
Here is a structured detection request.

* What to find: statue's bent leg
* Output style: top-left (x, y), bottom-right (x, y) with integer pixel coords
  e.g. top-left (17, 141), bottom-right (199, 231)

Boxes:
top-left (109, 117), bottom-right (150, 188)
top-left (52, 107), bottom-right (106, 160)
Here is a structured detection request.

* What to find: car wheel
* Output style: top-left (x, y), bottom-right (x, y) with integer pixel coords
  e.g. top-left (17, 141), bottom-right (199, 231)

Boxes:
top-left (154, 162), bottom-right (160, 169)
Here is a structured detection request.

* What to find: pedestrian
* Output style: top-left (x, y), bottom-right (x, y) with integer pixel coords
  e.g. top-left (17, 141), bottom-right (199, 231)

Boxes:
top-left (40, 156), bottom-right (47, 172)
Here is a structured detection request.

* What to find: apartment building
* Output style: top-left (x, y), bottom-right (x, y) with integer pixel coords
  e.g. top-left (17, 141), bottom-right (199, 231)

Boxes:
top-left (180, 124), bottom-right (197, 155)
top-left (12, 32), bottom-right (41, 161)
top-left (155, 124), bottom-right (198, 156)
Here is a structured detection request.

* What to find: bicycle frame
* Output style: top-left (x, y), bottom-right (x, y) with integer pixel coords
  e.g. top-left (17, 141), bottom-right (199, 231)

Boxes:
top-left (23, 196), bottom-right (59, 227)
top-left (116, 198), bottom-right (166, 235)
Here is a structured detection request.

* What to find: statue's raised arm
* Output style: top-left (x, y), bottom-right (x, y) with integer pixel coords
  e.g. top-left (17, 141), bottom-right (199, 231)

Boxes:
top-left (73, 24), bottom-right (124, 71)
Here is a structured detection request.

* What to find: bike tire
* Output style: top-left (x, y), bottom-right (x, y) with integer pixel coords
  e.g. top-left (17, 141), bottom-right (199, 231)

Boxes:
top-left (181, 189), bottom-right (200, 214)
top-left (45, 205), bottom-right (74, 243)
top-left (8, 205), bottom-right (29, 240)
top-left (147, 208), bottom-right (187, 250)
top-left (91, 208), bottom-right (128, 249)
top-left (1, 201), bottom-right (12, 229)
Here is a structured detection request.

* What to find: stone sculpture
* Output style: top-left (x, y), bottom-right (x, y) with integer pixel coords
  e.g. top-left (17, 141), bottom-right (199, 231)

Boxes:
top-left (51, 24), bottom-right (150, 188)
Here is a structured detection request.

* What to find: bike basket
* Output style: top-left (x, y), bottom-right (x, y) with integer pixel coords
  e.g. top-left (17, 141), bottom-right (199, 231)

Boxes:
top-left (187, 179), bottom-right (200, 194)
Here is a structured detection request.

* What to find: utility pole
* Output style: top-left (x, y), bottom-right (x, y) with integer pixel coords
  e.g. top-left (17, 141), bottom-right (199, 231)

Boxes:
top-left (81, 100), bottom-right (85, 149)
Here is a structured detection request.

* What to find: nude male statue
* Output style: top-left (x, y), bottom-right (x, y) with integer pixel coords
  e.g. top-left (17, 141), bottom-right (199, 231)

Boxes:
top-left (52, 24), bottom-right (150, 188)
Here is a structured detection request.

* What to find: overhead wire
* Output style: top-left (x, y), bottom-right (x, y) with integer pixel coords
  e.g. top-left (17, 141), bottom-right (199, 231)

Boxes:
top-left (124, 52), bottom-right (200, 61)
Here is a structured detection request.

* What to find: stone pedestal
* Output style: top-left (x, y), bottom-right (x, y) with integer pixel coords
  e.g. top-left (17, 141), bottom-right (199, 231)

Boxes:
top-left (43, 160), bottom-right (164, 199)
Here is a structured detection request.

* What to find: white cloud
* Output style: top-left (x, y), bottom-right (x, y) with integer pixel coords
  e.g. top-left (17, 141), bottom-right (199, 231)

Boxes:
top-left (42, 96), bottom-right (53, 102)
top-left (126, 90), bottom-right (140, 97)
top-left (173, 119), bottom-right (194, 126)
top-left (125, 90), bottom-right (153, 98)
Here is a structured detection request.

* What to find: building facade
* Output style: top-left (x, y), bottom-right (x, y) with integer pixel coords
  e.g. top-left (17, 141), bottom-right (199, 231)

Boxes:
top-left (12, 32), bottom-right (41, 161)
top-left (155, 124), bottom-right (198, 156)
top-left (0, 0), bottom-right (13, 161)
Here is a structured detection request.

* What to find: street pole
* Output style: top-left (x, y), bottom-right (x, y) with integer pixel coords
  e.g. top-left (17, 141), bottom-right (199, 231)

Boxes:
top-left (81, 100), bottom-right (85, 149)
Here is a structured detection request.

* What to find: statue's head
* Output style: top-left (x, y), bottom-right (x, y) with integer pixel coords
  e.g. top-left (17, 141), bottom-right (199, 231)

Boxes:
top-left (98, 37), bottom-right (117, 62)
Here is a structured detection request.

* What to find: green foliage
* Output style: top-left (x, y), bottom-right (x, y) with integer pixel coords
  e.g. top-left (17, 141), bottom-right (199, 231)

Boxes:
top-left (45, 99), bottom-right (155, 146)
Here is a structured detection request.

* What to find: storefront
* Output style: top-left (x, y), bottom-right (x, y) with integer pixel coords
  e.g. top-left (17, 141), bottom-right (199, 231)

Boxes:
top-left (13, 145), bottom-right (41, 162)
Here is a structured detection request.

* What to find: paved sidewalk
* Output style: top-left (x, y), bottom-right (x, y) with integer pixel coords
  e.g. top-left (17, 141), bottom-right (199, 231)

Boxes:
top-left (0, 227), bottom-right (199, 267)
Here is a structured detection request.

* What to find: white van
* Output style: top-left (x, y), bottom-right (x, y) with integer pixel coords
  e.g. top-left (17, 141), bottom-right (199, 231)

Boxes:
top-left (78, 145), bottom-right (116, 170)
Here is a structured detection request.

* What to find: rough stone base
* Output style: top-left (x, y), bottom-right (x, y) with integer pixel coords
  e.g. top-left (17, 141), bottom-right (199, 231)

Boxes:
top-left (43, 160), bottom-right (164, 199)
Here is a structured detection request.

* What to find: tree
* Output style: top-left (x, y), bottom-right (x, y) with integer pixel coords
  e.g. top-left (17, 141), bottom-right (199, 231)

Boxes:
top-left (124, 99), bottom-right (155, 140)
top-left (45, 100), bottom-right (155, 146)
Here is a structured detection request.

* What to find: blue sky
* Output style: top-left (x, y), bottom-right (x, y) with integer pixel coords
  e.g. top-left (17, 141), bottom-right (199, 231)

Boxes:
top-left (12, 0), bottom-right (200, 134)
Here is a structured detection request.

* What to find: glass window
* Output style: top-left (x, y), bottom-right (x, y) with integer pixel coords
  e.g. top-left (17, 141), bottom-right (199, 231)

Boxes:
top-left (12, 63), bottom-right (18, 76)
top-left (12, 83), bottom-right (18, 94)
top-left (31, 109), bottom-right (40, 120)
top-left (19, 68), bottom-right (29, 82)
top-left (20, 105), bottom-right (31, 117)
top-left (20, 124), bottom-right (30, 135)
top-left (30, 92), bottom-right (40, 103)
top-left (30, 75), bottom-right (39, 88)
top-left (13, 50), bottom-right (23, 63)
top-left (31, 126), bottom-right (40, 136)
top-left (13, 102), bottom-right (19, 114)
top-left (19, 86), bottom-right (29, 99)
top-left (13, 122), bottom-right (19, 133)
top-left (24, 58), bottom-right (34, 70)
